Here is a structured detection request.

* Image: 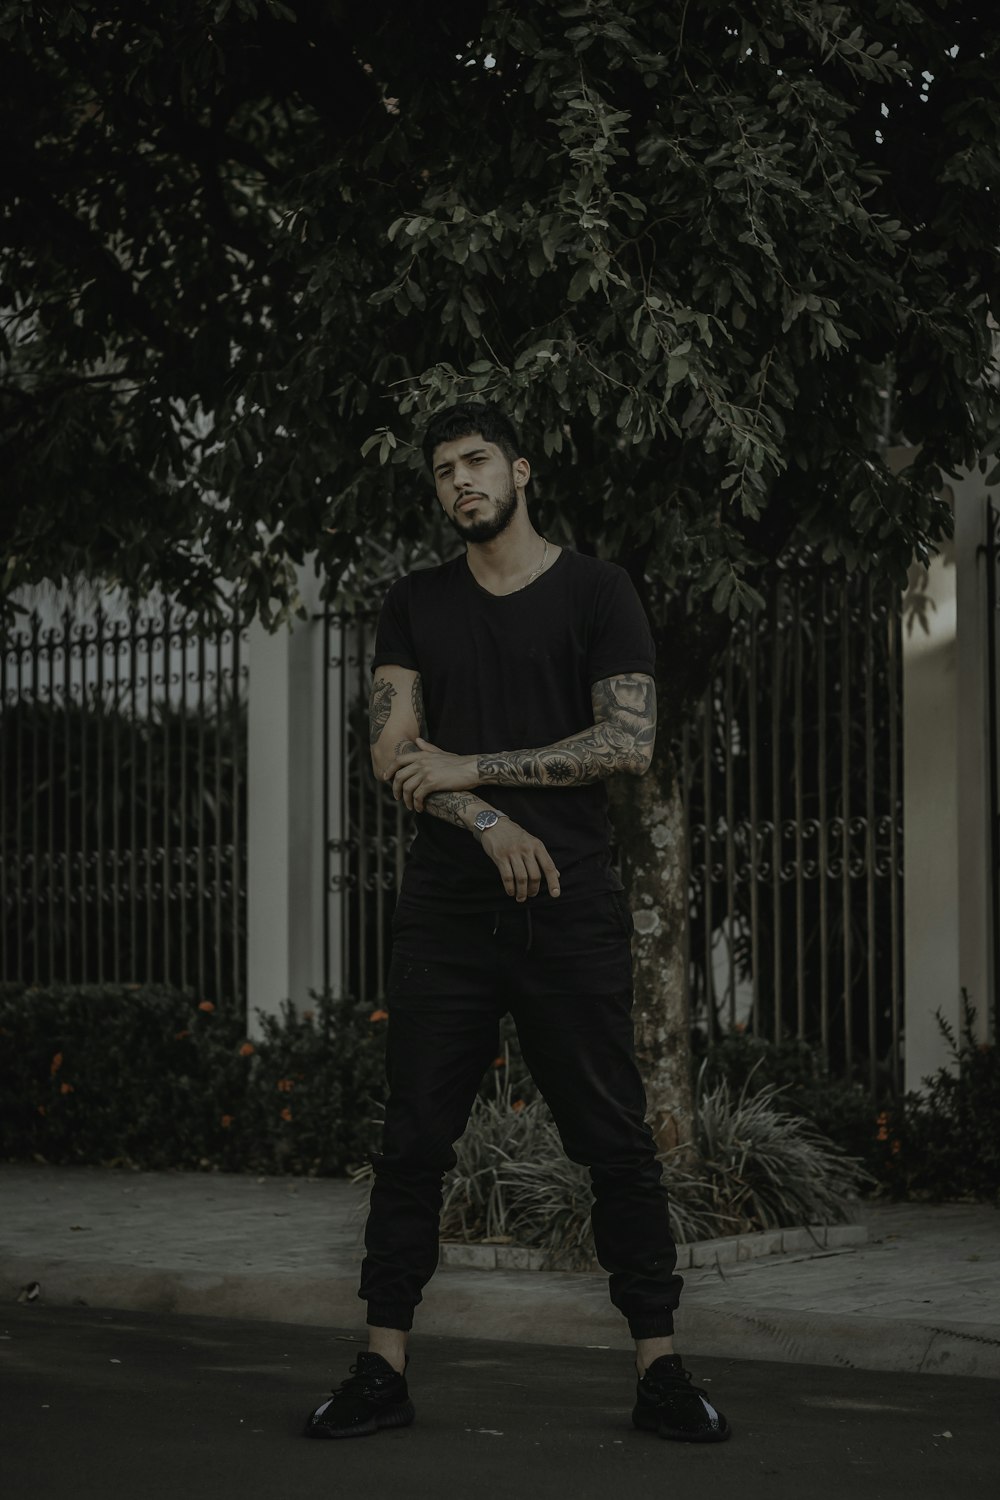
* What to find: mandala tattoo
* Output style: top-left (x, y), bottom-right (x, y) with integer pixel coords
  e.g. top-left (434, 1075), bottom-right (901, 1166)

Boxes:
top-left (544, 757), bottom-right (576, 784)
top-left (369, 677), bottom-right (396, 745)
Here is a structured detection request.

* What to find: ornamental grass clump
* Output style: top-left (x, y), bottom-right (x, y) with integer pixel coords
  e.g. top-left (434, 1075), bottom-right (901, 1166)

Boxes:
top-left (681, 1061), bottom-right (877, 1235)
top-left (412, 1049), bottom-right (874, 1268)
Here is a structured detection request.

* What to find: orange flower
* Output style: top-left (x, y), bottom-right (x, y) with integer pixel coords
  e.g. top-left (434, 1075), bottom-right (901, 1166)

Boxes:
top-left (492, 1056), bottom-right (506, 1068)
top-left (239, 1042), bottom-right (255, 1057)
top-left (302, 1009), bottom-right (315, 1021)
top-left (512, 1099), bottom-right (525, 1113)
top-left (280, 1107), bottom-right (292, 1122)
top-left (276, 1078), bottom-right (294, 1092)
top-left (60, 1082), bottom-right (74, 1095)
top-left (221, 1114), bottom-right (234, 1128)
top-left (50, 1052), bottom-right (63, 1076)
top-left (891, 1139), bottom-right (901, 1155)
top-left (876, 1110), bottom-right (890, 1143)
top-left (174, 1030), bottom-right (190, 1040)
top-left (198, 1000), bottom-right (215, 1013)
top-left (37, 1104), bottom-right (47, 1116)
top-left (369, 1008), bottom-right (389, 1023)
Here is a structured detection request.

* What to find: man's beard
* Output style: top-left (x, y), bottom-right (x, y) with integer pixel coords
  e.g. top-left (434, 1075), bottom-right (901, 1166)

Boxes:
top-left (447, 475), bottom-right (518, 543)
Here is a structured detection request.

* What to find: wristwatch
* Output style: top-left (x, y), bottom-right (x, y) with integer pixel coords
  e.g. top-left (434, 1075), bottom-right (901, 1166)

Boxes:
top-left (474, 809), bottom-right (509, 834)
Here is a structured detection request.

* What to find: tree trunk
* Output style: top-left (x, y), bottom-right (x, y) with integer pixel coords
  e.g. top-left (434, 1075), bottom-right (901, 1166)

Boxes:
top-left (608, 734), bottom-right (695, 1163)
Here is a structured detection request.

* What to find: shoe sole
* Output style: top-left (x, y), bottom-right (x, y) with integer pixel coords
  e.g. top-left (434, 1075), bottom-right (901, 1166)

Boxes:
top-left (303, 1400), bottom-right (416, 1440)
top-left (632, 1405), bottom-right (732, 1444)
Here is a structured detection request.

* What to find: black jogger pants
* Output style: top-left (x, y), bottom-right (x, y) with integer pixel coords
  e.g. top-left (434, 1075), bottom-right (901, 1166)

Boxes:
top-left (358, 890), bottom-right (684, 1340)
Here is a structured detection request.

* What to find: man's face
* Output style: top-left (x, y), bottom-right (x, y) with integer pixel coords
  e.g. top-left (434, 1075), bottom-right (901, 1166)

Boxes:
top-left (431, 433), bottom-right (527, 543)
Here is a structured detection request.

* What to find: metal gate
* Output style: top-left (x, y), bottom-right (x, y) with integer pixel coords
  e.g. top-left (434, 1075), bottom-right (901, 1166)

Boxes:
top-left (682, 558), bottom-right (904, 1094)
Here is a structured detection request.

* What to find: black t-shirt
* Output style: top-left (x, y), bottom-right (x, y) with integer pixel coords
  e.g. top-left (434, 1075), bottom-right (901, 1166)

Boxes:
top-left (370, 547), bottom-right (656, 909)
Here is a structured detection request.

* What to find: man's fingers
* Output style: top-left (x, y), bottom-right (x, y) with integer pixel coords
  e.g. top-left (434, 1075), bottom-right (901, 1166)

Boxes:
top-left (395, 766), bottom-right (424, 805)
top-left (539, 849), bottom-right (561, 898)
top-left (507, 855), bottom-right (526, 902)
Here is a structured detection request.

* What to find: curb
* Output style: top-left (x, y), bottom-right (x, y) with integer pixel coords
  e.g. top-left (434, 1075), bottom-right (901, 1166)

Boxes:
top-left (438, 1223), bottom-right (869, 1272)
top-left (4, 1248), bottom-right (999, 1379)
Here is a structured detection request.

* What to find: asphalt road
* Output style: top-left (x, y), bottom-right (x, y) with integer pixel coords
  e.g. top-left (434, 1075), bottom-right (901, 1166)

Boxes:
top-left (2, 1304), bottom-right (996, 1500)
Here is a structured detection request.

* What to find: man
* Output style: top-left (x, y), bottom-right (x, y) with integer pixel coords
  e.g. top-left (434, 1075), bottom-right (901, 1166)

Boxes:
top-left (303, 401), bottom-right (730, 1444)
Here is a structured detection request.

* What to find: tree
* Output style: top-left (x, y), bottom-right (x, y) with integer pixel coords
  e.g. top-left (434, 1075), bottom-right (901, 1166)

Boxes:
top-left (4, 0), bottom-right (999, 1147)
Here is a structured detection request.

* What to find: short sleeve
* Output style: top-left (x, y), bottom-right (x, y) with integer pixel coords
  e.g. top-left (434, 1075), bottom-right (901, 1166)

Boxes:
top-left (370, 579), bottom-right (419, 675)
top-left (587, 565), bottom-right (656, 684)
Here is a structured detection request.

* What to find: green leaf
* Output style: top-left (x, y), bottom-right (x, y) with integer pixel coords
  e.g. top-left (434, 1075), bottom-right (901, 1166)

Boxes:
top-left (567, 266), bottom-right (592, 302)
top-left (666, 354), bottom-right (689, 387)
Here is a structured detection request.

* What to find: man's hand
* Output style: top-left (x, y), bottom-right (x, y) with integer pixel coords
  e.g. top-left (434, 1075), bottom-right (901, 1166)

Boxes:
top-left (479, 818), bottom-right (560, 902)
top-left (384, 738), bottom-right (479, 811)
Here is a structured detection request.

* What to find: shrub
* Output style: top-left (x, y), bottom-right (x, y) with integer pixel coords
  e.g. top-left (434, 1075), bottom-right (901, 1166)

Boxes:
top-left (875, 992), bottom-right (1000, 1202)
top-left (695, 993), bottom-right (999, 1203)
top-left (0, 982), bottom-right (387, 1174)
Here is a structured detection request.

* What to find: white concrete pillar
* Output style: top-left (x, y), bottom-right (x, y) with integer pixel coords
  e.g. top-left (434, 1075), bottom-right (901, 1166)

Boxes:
top-left (901, 516), bottom-right (961, 1093)
top-left (953, 477), bottom-right (995, 1044)
top-left (246, 557), bottom-right (330, 1037)
top-left (899, 457), bottom-right (997, 1093)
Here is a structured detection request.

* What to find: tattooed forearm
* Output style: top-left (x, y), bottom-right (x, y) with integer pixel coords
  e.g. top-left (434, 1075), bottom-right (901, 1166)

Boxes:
top-left (426, 790), bottom-right (481, 829)
top-left (476, 673), bottom-right (656, 788)
top-left (411, 674), bottom-right (427, 738)
top-left (477, 727), bottom-right (635, 786)
top-left (389, 739), bottom-right (493, 830)
top-left (369, 677), bottom-right (396, 746)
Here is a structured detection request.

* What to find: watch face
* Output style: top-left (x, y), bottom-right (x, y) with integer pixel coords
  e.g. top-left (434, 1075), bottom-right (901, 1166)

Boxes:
top-left (475, 810), bottom-right (499, 831)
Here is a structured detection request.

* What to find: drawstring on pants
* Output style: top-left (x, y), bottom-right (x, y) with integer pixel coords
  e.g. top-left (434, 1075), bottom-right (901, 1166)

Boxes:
top-left (490, 906), bottom-right (534, 951)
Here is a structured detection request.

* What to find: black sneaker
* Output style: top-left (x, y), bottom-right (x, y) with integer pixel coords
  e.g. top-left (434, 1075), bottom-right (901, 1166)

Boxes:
top-left (303, 1351), bottom-right (415, 1439)
top-left (632, 1353), bottom-right (731, 1443)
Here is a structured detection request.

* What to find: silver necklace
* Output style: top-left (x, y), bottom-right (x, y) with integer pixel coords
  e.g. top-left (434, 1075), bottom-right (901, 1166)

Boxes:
top-left (515, 538), bottom-right (548, 592)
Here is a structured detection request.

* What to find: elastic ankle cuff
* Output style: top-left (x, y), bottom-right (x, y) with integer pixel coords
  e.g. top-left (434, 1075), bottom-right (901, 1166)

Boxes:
top-left (628, 1314), bottom-right (675, 1339)
top-left (366, 1303), bottom-right (414, 1332)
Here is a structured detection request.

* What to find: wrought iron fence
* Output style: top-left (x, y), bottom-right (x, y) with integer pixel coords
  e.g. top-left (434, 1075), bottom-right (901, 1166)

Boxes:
top-left (682, 560), bottom-right (903, 1095)
top-left (322, 559), bottom-right (904, 1095)
top-left (1, 604), bottom-right (248, 1006)
top-left (321, 610), bottom-right (411, 1004)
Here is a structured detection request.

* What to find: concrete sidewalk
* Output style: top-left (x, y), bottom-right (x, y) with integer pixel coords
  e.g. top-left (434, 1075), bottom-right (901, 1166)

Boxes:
top-left (2, 1163), bottom-right (998, 1378)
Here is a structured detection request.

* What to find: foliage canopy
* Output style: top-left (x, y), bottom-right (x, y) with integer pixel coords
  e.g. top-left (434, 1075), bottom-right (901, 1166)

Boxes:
top-left (3, 1), bottom-right (998, 672)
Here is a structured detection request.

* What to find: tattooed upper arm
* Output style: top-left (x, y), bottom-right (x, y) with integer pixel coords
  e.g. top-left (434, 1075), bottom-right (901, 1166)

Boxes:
top-left (369, 677), bottom-right (396, 746)
top-left (590, 673), bottom-right (656, 773)
top-left (411, 674), bottom-right (427, 739)
top-left (368, 665), bottom-right (424, 773)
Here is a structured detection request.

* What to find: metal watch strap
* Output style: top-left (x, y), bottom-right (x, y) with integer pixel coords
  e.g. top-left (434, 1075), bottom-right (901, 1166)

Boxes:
top-left (474, 809), bottom-right (508, 833)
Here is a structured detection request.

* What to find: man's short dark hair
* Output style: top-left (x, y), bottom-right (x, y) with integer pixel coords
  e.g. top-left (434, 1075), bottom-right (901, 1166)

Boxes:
top-left (420, 401), bottom-right (521, 472)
